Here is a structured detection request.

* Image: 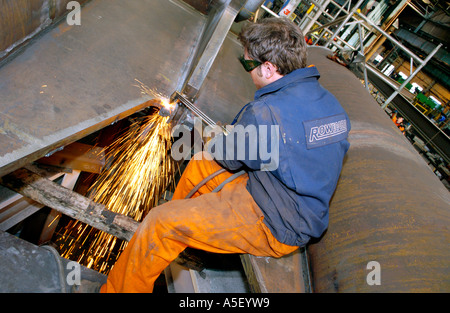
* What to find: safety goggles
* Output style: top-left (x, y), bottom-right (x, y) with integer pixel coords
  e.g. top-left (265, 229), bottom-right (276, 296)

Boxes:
top-left (238, 55), bottom-right (262, 72)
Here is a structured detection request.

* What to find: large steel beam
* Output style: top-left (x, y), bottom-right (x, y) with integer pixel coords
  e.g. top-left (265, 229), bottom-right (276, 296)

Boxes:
top-left (182, 0), bottom-right (247, 102)
top-left (0, 0), bottom-right (257, 178)
top-left (0, 0), bottom-right (207, 178)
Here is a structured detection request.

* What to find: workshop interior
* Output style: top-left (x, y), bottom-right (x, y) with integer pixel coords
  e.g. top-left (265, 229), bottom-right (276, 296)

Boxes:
top-left (0, 0), bottom-right (449, 293)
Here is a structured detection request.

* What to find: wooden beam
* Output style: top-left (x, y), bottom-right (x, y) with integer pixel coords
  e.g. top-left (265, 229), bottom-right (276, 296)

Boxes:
top-left (0, 167), bottom-right (138, 241)
top-left (38, 170), bottom-right (82, 244)
top-left (36, 142), bottom-right (105, 174)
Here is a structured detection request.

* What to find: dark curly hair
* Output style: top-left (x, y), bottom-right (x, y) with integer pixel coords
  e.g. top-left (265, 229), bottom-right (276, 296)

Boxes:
top-left (238, 17), bottom-right (307, 75)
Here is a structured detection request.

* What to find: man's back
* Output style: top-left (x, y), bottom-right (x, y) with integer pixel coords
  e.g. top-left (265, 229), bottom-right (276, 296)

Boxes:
top-left (218, 66), bottom-right (351, 246)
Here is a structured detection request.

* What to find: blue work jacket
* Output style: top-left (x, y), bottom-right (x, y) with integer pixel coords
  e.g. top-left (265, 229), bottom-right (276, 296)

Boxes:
top-left (210, 66), bottom-right (351, 247)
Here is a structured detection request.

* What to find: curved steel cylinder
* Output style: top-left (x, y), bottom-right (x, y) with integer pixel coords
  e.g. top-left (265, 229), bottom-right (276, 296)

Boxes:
top-left (306, 47), bottom-right (450, 292)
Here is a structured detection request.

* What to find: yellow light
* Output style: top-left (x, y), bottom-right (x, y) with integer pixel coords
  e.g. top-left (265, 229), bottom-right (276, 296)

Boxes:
top-left (56, 95), bottom-right (179, 274)
top-left (161, 97), bottom-right (176, 112)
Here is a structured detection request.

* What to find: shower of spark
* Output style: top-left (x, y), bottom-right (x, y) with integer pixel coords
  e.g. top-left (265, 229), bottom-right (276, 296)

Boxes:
top-left (90, 113), bottom-right (175, 219)
top-left (55, 82), bottom-right (178, 274)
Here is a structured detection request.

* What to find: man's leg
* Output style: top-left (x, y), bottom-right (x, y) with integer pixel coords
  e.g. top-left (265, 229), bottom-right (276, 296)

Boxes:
top-left (171, 152), bottom-right (235, 200)
top-left (101, 153), bottom-right (297, 293)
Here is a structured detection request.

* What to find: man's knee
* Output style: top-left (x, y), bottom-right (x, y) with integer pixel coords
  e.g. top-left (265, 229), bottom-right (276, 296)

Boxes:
top-left (137, 204), bottom-right (170, 236)
top-left (141, 201), bottom-right (196, 241)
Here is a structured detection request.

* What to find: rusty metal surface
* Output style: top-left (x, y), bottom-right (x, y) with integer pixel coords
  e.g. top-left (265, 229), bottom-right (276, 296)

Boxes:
top-left (241, 249), bottom-right (307, 293)
top-left (0, 0), bottom-right (206, 177)
top-left (0, 0), bottom-right (91, 60)
top-left (0, 0), bottom-right (49, 54)
top-left (307, 46), bottom-right (450, 292)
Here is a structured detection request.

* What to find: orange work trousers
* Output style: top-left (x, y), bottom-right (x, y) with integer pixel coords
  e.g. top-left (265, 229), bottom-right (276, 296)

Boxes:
top-left (101, 152), bottom-right (297, 293)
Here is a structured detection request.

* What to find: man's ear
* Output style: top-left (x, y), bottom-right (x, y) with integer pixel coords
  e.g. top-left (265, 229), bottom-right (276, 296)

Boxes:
top-left (263, 62), bottom-right (279, 79)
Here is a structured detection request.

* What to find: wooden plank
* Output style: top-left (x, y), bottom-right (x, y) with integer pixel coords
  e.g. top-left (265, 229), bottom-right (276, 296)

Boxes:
top-left (38, 170), bottom-right (82, 244)
top-left (36, 142), bottom-right (105, 174)
top-left (0, 167), bottom-right (138, 241)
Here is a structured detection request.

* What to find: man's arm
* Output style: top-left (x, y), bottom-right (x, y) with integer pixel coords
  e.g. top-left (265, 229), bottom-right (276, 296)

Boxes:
top-left (206, 102), bottom-right (279, 172)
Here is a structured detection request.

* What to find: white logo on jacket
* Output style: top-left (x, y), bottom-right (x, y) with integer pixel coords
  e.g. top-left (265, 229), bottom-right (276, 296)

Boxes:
top-left (309, 119), bottom-right (347, 143)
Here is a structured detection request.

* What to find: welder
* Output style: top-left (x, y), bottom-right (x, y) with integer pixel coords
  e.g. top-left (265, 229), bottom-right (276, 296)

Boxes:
top-left (100, 17), bottom-right (351, 293)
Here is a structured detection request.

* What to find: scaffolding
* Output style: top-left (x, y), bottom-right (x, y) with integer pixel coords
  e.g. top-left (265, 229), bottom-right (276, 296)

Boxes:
top-left (259, 0), bottom-right (442, 111)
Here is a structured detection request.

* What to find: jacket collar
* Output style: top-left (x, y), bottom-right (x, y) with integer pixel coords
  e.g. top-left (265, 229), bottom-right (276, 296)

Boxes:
top-left (254, 66), bottom-right (320, 100)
